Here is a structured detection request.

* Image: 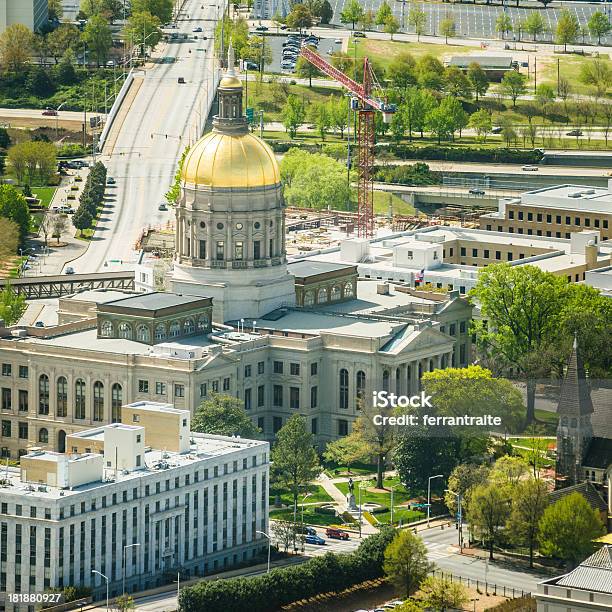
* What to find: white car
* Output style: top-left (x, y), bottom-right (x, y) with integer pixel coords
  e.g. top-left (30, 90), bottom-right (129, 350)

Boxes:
top-left (521, 165), bottom-right (539, 171)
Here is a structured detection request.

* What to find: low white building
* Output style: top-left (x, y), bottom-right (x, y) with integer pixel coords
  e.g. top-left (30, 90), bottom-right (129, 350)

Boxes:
top-left (0, 402), bottom-right (269, 610)
top-left (536, 545), bottom-right (612, 611)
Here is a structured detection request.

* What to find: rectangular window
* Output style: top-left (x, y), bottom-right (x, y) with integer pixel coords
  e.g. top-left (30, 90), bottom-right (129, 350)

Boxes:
top-left (272, 416), bottom-right (282, 433)
top-left (212, 380), bottom-right (219, 392)
top-left (527, 212), bottom-right (533, 221)
top-left (311, 418), bottom-right (318, 435)
top-left (18, 366), bottom-right (28, 379)
top-left (273, 385), bottom-right (283, 407)
top-left (253, 241), bottom-right (261, 260)
top-left (472, 248), bottom-right (478, 257)
top-left (310, 362), bottom-right (318, 376)
top-left (200, 383), bottom-right (207, 397)
top-left (290, 363), bottom-right (300, 376)
top-left (234, 241), bottom-right (244, 260)
top-left (257, 385), bottom-right (264, 407)
top-left (155, 382), bottom-right (166, 395)
top-left (1, 421), bottom-right (10, 437)
top-left (495, 251), bottom-right (501, 260)
top-left (575, 217), bottom-right (580, 226)
top-left (1, 365), bottom-right (11, 377)
top-left (244, 365), bottom-right (251, 378)
top-left (518, 211), bottom-right (524, 220)
top-left (258, 361), bottom-right (264, 374)
top-left (585, 218), bottom-right (590, 227)
top-left (258, 417), bottom-right (265, 431)
top-left (546, 214), bottom-right (552, 223)
top-left (508, 210), bottom-right (514, 219)
top-left (223, 377), bottom-right (230, 391)
top-left (555, 215), bottom-right (561, 224)
top-left (507, 252), bottom-right (513, 261)
top-left (289, 387), bottom-right (300, 409)
top-left (483, 249), bottom-right (489, 258)
top-left (273, 361), bottom-right (283, 374)
top-left (460, 247), bottom-right (466, 256)
top-left (244, 388), bottom-right (252, 410)
top-left (1, 389), bottom-right (10, 411)
top-left (216, 241), bottom-right (225, 260)
top-left (174, 384), bottom-right (185, 398)
top-left (338, 420), bottom-right (348, 436)
top-left (199, 240), bottom-right (206, 259)
top-left (537, 213), bottom-right (542, 222)
top-left (18, 422), bottom-right (28, 439)
top-left (310, 386), bottom-right (318, 408)
top-left (138, 380), bottom-right (149, 393)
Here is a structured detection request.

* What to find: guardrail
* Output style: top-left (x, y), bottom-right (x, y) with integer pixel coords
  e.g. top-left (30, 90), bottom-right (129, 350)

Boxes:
top-left (430, 568), bottom-right (532, 600)
top-left (97, 69), bottom-right (135, 152)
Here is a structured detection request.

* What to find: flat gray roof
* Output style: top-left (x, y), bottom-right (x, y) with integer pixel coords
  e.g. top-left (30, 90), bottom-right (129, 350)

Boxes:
top-left (103, 292), bottom-right (210, 312)
top-left (288, 260), bottom-right (356, 277)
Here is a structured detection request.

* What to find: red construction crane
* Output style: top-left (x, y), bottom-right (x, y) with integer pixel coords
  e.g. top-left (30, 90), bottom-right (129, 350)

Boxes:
top-left (299, 46), bottom-right (396, 238)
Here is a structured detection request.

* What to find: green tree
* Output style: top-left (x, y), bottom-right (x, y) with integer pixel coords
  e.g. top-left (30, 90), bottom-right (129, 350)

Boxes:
top-left (444, 463), bottom-right (490, 517)
top-left (523, 12), bottom-right (546, 41)
top-left (328, 96), bottom-right (349, 137)
top-left (490, 455), bottom-right (530, 490)
top-left (500, 115), bottom-right (517, 147)
top-left (359, 10), bottom-right (375, 31)
top-left (47, 0), bottom-right (64, 20)
top-left (296, 50), bottom-right (322, 87)
top-left (47, 23), bottom-right (81, 63)
top-left (0, 185), bottom-right (31, 244)
top-left (0, 127), bottom-right (10, 150)
top-left (408, 5), bottom-right (427, 40)
top-left (556, 9), bottom-right (580, 51)
top-left (318, 0), bottom-right (333, 24)
top-left (384, 15), bottom-right (400, 40)
top-left (507, 478), bottom-right (548, 567)
top-left (323, 433), bottom-right (368, 473)
top-left (214, 17), bottom-right (249, 60)
top-left (535, 83), bottom-right (555, 122)
top-left (0, 23), bottom-right (34, 72)
top-left (501, 70), bottom-right (527, 107)
top-left (56, 50), bottom-right (78, 85)
top-left (403, 87), bottom-right (436, 139)
top-left (309, 101), bottom-right (331, 140)
top-left (417, 54), bottom-right (446, 91)
top-left (470, 264), bottom-right (570, 424)
top-left (0, 284), bottom-right (26, 326)
top-left (0, 218), bottom-right (18, 261)
top-left (27, 65), bottom-right (54, 97)
top-left (588, 10), bottom-right (611, 44)
top-left (538, 492), bottom-right (604, 567)
top-left (83, 14), bottom-right (112, 66)
top-left (115, 594), bottom-right (135, 612)
top-left (192, 393), bottom-right (260, 438)
top-left (387, 52), bottom-right (417, 88)
top-left (445, 66), bottom-right (473, 99)
top-left (440, 17), bottom-right (456, 43)
top-left (243, 36), bottom-right (272, 75)
top-left (271, 414), bottom-right (320, 511)
top-left (72, 206), bottom-right (93, 235)
top-left (131, 0), bottom-right (173, 23)
top-left (282, 95), bottom-right (306, 139)
top-left (394, 602), bottom-right (425, 612)
top-left (470, 110), bottom-right (494, 140)
top-left (375, 0), bottom-right (392, 27)
top-left (467, 62), bottom-right (489, 101)
top-left (286, 4), bottom-right (313, 32)
top-left (579, 59), bottom-right (612, 98)
top-left (340, 0), bottom-right (364, 30)
top-left (496, 13), bottom-right (513, 38)
top-left (124, 11), bottom-right (163, 56)
top-left (419, 576), bottom-right (469, 610)
top-left (467, 483), bottom-right (511, 560)
top-left (383, 530), bottom-right (433, 597)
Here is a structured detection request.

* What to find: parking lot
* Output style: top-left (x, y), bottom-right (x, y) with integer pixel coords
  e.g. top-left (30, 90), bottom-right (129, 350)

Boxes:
top-left (327, 0), bottom-right (612, 44)
top-left (261, 31), bottom-right (342, 73)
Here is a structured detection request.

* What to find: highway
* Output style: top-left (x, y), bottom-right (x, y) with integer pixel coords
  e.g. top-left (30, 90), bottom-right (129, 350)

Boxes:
top-left (64, 0), bottom-right (220, 274)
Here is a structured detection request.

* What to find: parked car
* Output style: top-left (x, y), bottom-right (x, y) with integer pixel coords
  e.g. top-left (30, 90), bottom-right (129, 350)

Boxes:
top-left (491, 126), bottom-right (502, 134)
top-left (244, 61), bottom-right (259, 70)
top-left (326, 528), bottom-right (349, 540)
top-left (353, 31), bottom-right (366, 37)
top-left (107, 177), bottom-right (116, 185)
top-left (106, 60), bottom-right (115, 67)
top-left (34, 321), bottom-right (45, 328)
top-left (469, 188), bottom-right (485, 195)
top-left (304, 534), bottom-right (326, 545)
top-left (192, 26), bottom-right (202, 32)
top-left (567, 129), bottom-right (583, 136)
top-left (42, 108), bottom-right (58, 116)
top-left (295, 525), bottom-right (316, 535)
top-left (334, 38), bottom-right (342, 44)
top-left (178, 77), bottom-right (185, 83)
top-left (158, 203), bottom-right (168, 211)
top-left (521, 165), bottom-right (539, 171)
top-left (65, 267), bottom-right (75, 275)
top-left (255, 25), bottom-right (269, 31)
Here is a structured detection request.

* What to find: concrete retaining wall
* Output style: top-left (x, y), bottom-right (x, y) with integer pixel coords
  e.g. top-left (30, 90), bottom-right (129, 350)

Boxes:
top-left (97, 70), bottom-right (135, 152)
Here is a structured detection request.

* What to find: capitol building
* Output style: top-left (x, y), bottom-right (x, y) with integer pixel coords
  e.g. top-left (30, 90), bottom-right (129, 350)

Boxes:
top-left (0, 57), bottom-right (472, 459)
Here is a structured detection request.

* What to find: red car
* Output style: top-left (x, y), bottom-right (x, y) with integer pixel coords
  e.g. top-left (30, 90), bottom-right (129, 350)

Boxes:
top-left (42, 108), bottom-right (58, 116)
top-left (326, 528), bottom-right (349, 540)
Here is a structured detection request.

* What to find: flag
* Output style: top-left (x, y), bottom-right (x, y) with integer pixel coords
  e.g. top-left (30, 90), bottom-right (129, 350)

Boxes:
top-left (415, 269), bottom-right (424, 283)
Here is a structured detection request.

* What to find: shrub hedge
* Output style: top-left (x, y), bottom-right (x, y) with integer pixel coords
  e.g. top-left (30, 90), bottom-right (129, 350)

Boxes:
top-left (381, 144), bottom-right (543, 164)
top-left (179, 527), bottom-right (396, 612)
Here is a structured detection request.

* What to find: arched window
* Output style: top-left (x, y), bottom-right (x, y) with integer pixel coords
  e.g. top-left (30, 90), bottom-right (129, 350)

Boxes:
top-left (382, 369), bottom-right (390, 392)
top-left (331, 285), bottom-right (341, 301)
top-left (169, 321), bottom-right (181, 337)
top-left (197, 315), bottom-right (209, 333)
top-left (136, 325), bottom-right (150, 343)
top-left (111, 383), bottom-right (122, 423)
top-left (100, 320), bottom-right (113, 337)
top-left (317, 288), bottom-right (328, 303)
top-left (93, 381), bottom-right (104, 421)
top-left (38, 374), bottom-right (49, 415)
top-left (155, 323), bottom-right (166, 341)
top-left (118, 322), bottom-right (132, 340)
top-left (38, 428), bottom-right (48, 444)
top-left (56, 376), bottom-right (67, 417)
top-left (339, 368), bottom-right (349, 410)
top-left (303, 291), bottom-right (314, 307)
top-left (74, 379), bottom-right (86, 419)
top-left (344, 282), bottom-right (354, 298)
top-left (183, 319), bottom-right (195, 335)
top-left (356, 370), bottom-right (366, 408)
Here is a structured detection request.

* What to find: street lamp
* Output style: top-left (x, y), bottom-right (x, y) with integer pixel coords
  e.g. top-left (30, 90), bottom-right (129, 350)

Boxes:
top-left (122, 542), bottom-right (140, 596)
top-left (357, 480), bottom-right (362, 538)
top-left (55, 102), bottom-right (67, 140)
top-left (256, 530), bottom-right (271, 573)
top-left (301, 492), bottom-right (312, 551)
top-left (427, 474), bottom-right (444, 527)
top-left (445, 488), bottom-right (463, 549)
top-left (91, 570), bottom-right (109, 612)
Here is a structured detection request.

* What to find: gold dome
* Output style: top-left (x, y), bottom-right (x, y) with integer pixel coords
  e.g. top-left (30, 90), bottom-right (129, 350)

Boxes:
top-left (181, 131), bottom-right (280, 189)
top-left (219, 74), bottom-right (242, 89)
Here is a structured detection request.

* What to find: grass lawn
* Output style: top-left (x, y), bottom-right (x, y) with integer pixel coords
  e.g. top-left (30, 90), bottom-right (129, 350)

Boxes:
top-left (373, 190), bottom-right (416, 216)
top-left (324, 461), bottom-right (377, 478)
top-left (336, 477), bottom-right (412, 506)
top-left (508, 437), bottom-right (556, 451)
top-left (32, 187), bottom-right (56, 209)
top-left (374, 508), bottom-right (425, 525)
top-left (270, 507), bottom-right (344, 527)
top-left (270, 484), bottom-right (333, 507)
top-left (348, 38), bottom-right (480, 70)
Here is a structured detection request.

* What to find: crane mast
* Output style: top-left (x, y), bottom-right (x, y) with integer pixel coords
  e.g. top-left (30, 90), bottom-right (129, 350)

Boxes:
top-left (299, 47), bottom-right (395, 238)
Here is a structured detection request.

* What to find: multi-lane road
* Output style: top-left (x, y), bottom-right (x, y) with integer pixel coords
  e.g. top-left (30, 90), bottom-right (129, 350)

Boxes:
top-left (64, 0), bottom-right (220, 274)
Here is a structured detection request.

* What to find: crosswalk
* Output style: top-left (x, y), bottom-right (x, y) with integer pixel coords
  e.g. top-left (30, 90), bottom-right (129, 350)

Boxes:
top-left (424, 540), bottom-right (455, 561)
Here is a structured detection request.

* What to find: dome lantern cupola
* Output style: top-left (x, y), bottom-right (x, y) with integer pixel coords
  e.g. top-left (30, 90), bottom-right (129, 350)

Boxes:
top-left (215, 43), bottom-right (247, 134)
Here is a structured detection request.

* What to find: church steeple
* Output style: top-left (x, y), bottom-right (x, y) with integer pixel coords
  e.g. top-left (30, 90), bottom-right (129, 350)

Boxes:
top-left (556, 336), bottom-right (594, 488)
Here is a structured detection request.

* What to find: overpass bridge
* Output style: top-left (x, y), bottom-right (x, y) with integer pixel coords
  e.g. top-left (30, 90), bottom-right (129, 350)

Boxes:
top-left (0, 271), bottom-right (136, 300)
